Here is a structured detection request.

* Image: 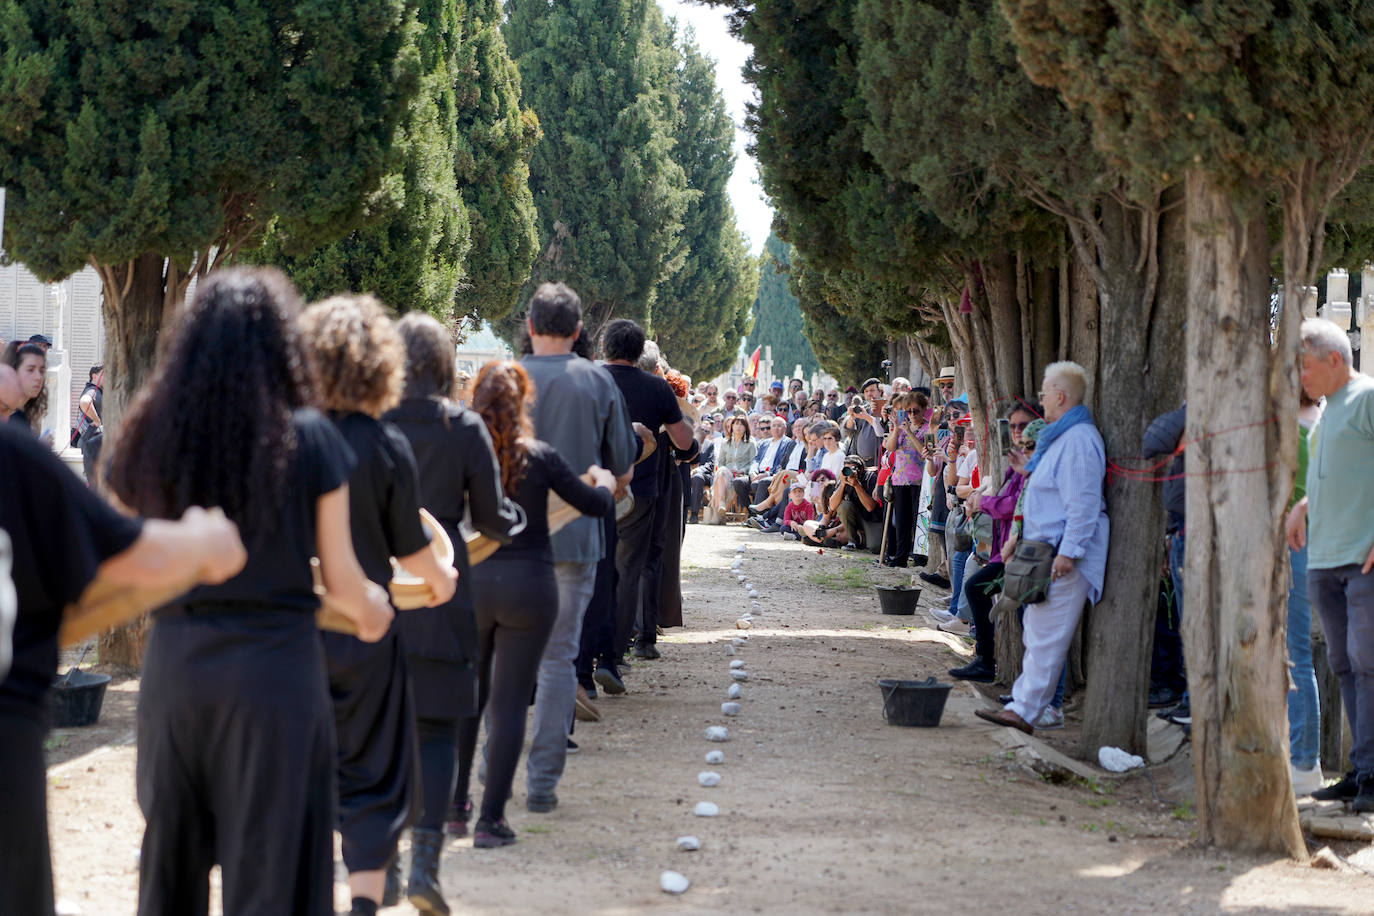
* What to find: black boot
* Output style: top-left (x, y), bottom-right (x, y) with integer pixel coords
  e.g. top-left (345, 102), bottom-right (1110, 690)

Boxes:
top-left (407, 828), bottom-right (449, 915)
top-left (381, 856), bottom-right (402, 907)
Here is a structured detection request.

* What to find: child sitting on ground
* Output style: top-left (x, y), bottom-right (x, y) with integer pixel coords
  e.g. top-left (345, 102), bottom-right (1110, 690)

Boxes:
top-left (781, 481), bottom-right (816, 540)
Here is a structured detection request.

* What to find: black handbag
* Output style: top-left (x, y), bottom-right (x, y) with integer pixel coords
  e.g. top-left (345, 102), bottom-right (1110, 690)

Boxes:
top-left (1003, 538), bottom-right (1057, 605)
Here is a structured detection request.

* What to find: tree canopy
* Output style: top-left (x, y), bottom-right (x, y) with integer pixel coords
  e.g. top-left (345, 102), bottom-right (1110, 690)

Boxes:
top-left (505, 0), bottom-right (690, 332)
top-left (745, 233), bottom-right (818, 380)
top-left (649, 30), bottom-right (756, 382)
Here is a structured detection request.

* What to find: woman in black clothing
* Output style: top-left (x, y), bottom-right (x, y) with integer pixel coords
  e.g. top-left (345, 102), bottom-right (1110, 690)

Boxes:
top-left (384, 314), bottom-right (523, 915)
top-left (298, 296), bottom-right (458, 916)
top-left (456, 360), bottom-right (615, 847)
top-left (2, 341), bottom-right (50, 443)
top-left (105, 268), bottom-right (393, 916)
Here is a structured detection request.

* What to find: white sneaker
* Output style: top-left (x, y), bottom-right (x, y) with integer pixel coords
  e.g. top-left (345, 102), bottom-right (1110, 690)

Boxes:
top-left (1291, 762), bottom-right (1324, 797)
top-left (930, 608), bottom-right (957, 624)
top-left (1034, 707), bottom-right (1065, 730)
top-left (937, 618), bottom-right (971, 637)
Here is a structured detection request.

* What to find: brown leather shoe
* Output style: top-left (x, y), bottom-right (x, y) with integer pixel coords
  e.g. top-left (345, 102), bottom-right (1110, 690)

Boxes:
top-left (574, 685), bottom-right (601, 722)
top-left (974, 707), bottom-right (1033, 735)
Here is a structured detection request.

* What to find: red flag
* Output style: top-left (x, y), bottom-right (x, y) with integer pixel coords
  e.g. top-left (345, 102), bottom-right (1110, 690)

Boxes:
top-left (747, 346), bottom-right (761, 379)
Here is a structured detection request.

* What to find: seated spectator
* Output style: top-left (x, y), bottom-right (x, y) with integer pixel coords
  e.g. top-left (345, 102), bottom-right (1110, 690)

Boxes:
top-left (824, 389), bottom-right (844, 420)
top-left (737, 415), bottom-right (796, 510)
top-left (721, 388), bottom-right (739, 413)
top-left (780, 482), bottom-right (816, 540)
top-left (759, 392), bottom-right (780, 417)
top-left (829, 456), bottom-right (884, 552)
top-left (708, 415), bottom-right (753, 524)
top-left (687, 418), bottom-right (716, 524)
top-left (739, 392), bottom-right (757, 417)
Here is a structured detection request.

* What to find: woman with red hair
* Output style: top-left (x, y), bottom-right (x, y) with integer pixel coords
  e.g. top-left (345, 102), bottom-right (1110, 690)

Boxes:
top-left (454, 361), bottom-right (616, 848)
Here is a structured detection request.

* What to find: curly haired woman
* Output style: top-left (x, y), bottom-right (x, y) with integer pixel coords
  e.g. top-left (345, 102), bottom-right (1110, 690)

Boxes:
top-left (297, 295), bottom-right (457, 916)
top-left (106, 268), bottom-right (393, 916)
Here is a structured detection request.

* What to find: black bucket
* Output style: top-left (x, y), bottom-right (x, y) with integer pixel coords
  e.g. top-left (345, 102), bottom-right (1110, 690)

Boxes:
top-left (51, 669), bottom-right (111, 728)
top-left (874, 585), bottom-right (921, 615)
top-left (878, 676), bottom-right (952, 727)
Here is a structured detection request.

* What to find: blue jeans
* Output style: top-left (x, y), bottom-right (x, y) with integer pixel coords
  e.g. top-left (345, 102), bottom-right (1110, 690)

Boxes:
top-left (948, 546), bottom-right (971, 620)
top-left (1287, 545), bottom-right (1320, 769)
top-left (1169, 531), bottom-right (1188, 707)
top-left (1308, 563), bottom-right (1374, 778)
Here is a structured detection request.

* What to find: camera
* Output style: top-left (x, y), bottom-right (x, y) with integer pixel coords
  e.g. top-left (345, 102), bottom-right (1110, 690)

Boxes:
top-left (880, 359), bottom-right (892, 370)
top-left (842, 465), bottom-right (857, 478)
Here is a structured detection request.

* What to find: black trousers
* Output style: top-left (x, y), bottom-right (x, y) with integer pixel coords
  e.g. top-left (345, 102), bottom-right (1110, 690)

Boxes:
top-left (323, 629), bottom-right (417, 871)
top-left (964, 561), bottom-right (1004, 666)
top-left (137, 612), bottom-right (335, 916)
top-left (578, 514), bottom-right (619, 680)
top-left (885, 484), bottom-right (919, 566)
top-left (0, 712), bottom-right (53, 916)
top-left (614, 494), bottom-right (657, 656)
top-left (689, 471), bottom-right (710, 520)
top-left (416, 717), bottom-right (458, 831)
top-left (638, 488), bottom-right (670, 647)
top-left (457, 554), bottom-right (559, 822)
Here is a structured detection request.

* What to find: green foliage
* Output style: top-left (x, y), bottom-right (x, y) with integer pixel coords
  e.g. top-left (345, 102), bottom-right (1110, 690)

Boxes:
top-left (650, 30), bottom-right (756, 381)
top-left (505, 0), bottom-right (690, 332)
top-left (0, 0), bottom-right (422, 280)
top-left (791, 255), bottom-right (888, 385)
top-left (259, 0), bottom-right (468, 317)
top-left (745, 233), bottom-right (818, 380)
top-left (451, 0), bottom-right (541, 323)
top-left (999, 0), bottom-right (1374, 192)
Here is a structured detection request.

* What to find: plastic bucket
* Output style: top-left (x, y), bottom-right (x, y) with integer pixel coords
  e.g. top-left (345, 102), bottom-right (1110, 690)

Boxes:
top-left (878, 676), bottom-right (951, 727)
top-left (51, 669), bottom-right (111, 727)
top-left (874, 585), bottom-right (921, 615)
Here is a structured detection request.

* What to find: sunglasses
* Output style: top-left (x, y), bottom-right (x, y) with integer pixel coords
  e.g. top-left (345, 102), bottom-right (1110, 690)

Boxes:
top-left (1010, 422), bottom-right (1029, 431)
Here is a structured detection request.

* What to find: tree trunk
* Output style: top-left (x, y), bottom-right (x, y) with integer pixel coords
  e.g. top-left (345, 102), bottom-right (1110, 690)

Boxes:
top-left (994, 595), bottom-right (1023, 687)
top-left (1068, 258), bottom-right (1099, 399)
top-left (95, 251), bottom-right (182, 670)
top-left (1031, 263), bottom-right (1057, 390)
top-left (1182, 169), bottom-right (1305, 859)
top-left (1077, 195), bottom-right (1183, 759)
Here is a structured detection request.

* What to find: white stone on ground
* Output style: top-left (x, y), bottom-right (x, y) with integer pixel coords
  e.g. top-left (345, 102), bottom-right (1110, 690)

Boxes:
top-left (698, 771), bottom-right (722, 787)
top-left (732, 636), bottom-right (747, 646)
top-left (660, 870), bottom-right (691, 894)
top-left (677, 836), bottom-right (701, 852)
top-left (721, 702), bottom-right (741, 717)
top-left (731, 670), bottom-right (749, 681)
top-left (736, 545), bottom-right (746, 553)
top-left (727, 683), bottom-right (742, 699)
top-left (736, 574), bottom-right (746, 582)
top-left (748, 589), bottom-right (760, 599)
top-left (705, 750), bottom-right (724, 764)
top-left (729, 659), bottom-right (745, 669)
top-left (725, 644), bottom-right (736, 656)
top-left (693, 801), bottom-right (720, 816)
top-left (704, 726), bottom-right (729, 741)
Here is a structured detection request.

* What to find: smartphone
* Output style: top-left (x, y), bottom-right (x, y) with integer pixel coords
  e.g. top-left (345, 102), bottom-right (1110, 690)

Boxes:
top-left (896, 409), bottom-right (908, 426)
top-left (998, 417), bottom-right (1013, 454)
top-left (923, 432), bottom-right (937, 452)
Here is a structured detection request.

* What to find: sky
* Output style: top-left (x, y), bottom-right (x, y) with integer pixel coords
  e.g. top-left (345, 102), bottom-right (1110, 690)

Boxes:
top-left (660, 1), bottom-right (773, 255)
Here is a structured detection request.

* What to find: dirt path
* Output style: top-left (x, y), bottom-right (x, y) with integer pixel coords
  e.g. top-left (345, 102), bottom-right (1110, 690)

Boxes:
top-left (48, 524), bottom-right (1374, 914)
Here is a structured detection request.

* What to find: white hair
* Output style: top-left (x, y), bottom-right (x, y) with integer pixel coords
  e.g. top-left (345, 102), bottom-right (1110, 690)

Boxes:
top-left (1300, 317), bottom-right (1352, 367)
top-left (638, 340), bottom-right (661, 373)
top-left (1043, 361), bottom-right (1088, 405)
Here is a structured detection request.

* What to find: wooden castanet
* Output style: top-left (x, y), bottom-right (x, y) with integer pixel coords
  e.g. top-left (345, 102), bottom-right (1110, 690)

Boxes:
top-left (464, 473), bottom-right (595, 564)
top-left (388, 509), bottom-right (455, 609)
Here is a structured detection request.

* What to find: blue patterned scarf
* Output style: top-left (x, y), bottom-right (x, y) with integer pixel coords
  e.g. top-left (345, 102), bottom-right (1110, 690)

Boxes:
top-left (1024, 404), bottom-right (1092, 476)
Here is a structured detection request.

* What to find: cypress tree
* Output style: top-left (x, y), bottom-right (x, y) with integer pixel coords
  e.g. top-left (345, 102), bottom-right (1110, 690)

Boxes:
top-left (745, 233), bottom-right (818, 380)
top-left (649, 30), bottom-right (756, 381)
top-left (505, 0), bottom-right (690, 332)
top-left (0, 0), bottom-right (422, 418)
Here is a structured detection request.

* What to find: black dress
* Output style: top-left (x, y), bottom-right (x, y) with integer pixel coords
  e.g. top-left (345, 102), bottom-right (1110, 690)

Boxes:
top-left (0, 424), bottom-right (143, 916)
top-left (321, 411), bottom-right (430, 873)
top-left (383, 396), bottom-right (521, 829)
top-left (135, 408), bottom-right (353, 916)
top-left (458, 441), bottom-right (613, 822)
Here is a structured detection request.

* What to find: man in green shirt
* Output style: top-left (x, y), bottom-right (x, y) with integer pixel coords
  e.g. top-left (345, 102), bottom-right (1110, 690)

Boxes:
top-left (1286, 317), bottom-right (1374, 812)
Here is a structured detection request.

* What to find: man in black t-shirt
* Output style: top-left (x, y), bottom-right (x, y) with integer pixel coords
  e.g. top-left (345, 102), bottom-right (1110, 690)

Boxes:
top-left (603, 320), bottom-right (693, 670)
top-left (0, 396), bottom-right (245, 916)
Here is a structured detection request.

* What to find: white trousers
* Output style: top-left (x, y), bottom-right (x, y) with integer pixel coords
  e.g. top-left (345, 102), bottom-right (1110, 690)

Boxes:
top-left (1007, 567), bottom-right (1090, 724)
